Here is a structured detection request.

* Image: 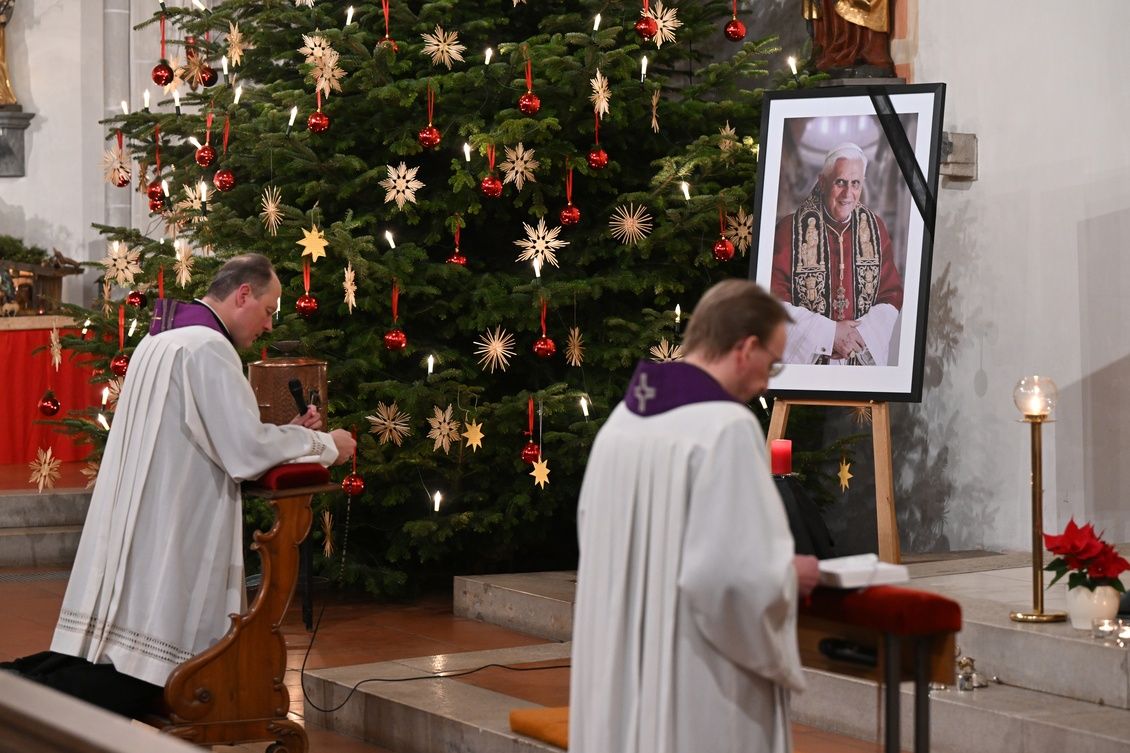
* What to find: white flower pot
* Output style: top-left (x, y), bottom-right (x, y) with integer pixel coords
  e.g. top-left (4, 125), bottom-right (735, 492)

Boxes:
top-left (1064, 584), bottom-right (1121, 630)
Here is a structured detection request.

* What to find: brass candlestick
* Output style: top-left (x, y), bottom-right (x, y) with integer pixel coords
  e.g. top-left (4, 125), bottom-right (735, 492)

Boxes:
top-left (1010, 376), bottom-right (1066, 623)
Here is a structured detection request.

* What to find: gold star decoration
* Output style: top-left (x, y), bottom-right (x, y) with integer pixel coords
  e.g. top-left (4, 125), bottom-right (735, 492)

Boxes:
top-left (500, 143), bottom-right (539, 191)
top-left (421, 25), bottom-right (466, 69)
top-left (28, 446), bottom-right (61, 493)
top-left (426, 404), bottom-right (462, 454)
top-left (297, 223), bottom-right (329, 262)
top-left (227, 22), bottom-right (251, 67)
top-left (852, 406), bottom-right (873, 425)
top-left (590, 69), bottom-right (611, 120)
top-left (530, 457), bottom-right (551, 489)
top-left (80, 460), bottom-right (100, 489)
top-left (462, 420), bottom-right (485, 452)
top-left (609, 203), bottom-right (653, 246)
top-left (651, 89), bottom-right (661, 134)
top-left (343, 263), bottom-right (357, 313)
top-left (648, 1), bottom-right (683, 48)
top-left (101, 242), bottom-right (142, 287)
top-left (49, 327), bottom-right (62, 371)
top-left (719, 121), bottom-right (737, 154)
top-left (514, 218), bottom-right (568, 269)
top-left (101, 142), bottom-right (130, 187)
top-left (174, 240), bottom-right (195, 288)
top-left (838, 457), bottom-right (854, 492)
top-left (379, 162), bottom-right (425, 209)
top-left (566, 326), bottom-right (584, 367)
top-left (650, 338), bottom-right (684, 363)
top-left (367, 401), bottom-right (412, 446)
top-left (724, 207), bottom-right (754, 256)
top-left (475, 326), bottom-right (516, 373)
top-left (260, 185), bottom-right (283, 236)
top-left (320, 509), bottom-right (335, 558)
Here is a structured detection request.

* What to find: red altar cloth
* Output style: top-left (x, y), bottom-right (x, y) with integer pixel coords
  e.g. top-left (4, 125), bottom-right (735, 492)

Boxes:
top-left (1, 321), bottom-right (97, 464)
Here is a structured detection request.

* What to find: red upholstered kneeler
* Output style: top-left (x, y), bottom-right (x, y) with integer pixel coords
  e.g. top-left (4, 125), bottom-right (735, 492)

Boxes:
top-left (799, 585), bottom-right (962, 753)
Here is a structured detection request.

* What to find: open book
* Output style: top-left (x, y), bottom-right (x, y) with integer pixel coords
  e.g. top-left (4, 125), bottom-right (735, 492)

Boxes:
top-left (818, 553), bottom-right (909, 589)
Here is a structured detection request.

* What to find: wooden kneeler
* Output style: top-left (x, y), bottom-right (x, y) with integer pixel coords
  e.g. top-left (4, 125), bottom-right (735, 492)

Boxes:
top-left (147, 464), bottom-right (336, 753)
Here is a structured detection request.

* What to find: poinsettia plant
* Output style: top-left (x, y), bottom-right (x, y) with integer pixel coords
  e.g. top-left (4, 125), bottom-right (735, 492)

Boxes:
top-left (1044, 518), bottom-right (1130, 592)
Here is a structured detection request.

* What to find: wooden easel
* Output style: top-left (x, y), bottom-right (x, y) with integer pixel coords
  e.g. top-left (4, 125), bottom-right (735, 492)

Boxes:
top-left (768, 399), bottom-right (900, 563)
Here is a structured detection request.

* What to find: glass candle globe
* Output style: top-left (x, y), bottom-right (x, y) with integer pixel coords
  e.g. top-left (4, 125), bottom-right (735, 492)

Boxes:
top-left (1013, 375), bottom-right (1057, 418)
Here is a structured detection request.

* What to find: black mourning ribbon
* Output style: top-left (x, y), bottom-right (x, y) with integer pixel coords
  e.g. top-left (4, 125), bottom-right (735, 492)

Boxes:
top-left (867, 86), bottom-right (937, 236)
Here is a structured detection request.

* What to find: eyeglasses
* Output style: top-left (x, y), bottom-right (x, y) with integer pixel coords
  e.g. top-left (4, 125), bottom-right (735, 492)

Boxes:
top-left (768, 362), bottom-right (785, 378)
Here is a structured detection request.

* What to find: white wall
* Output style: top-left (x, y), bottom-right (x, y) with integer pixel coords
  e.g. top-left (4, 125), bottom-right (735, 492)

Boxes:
top-left (903, 0), bottom-right (1130, 550)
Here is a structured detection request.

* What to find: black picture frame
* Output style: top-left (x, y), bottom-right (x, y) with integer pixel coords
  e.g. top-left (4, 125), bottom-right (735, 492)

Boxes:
top-left (750, 83), bottom-right (946, 402)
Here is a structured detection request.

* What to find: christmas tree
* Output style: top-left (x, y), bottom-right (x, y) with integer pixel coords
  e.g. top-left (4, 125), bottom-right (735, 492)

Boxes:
top-left (66, 0), bottom-right (803, 595)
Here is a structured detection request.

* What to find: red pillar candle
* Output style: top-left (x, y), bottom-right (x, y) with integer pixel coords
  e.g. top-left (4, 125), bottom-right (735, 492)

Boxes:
top-left (770, 439), bottom-right (792, 475)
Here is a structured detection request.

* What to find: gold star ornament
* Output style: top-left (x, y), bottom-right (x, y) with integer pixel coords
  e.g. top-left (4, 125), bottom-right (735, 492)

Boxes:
top-left (530, 457), bottom-right (550, 489)
top-left (462, 420), bottom-right (485, 452)
top-left (838, 457), bottom-right (854, 492)
top-left (297, 223), bottom-right (329, 262)
top-left (426, 404), bottom-right (462, 454)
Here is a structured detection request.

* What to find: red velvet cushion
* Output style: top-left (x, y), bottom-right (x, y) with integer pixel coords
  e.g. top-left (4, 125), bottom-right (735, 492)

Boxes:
top-left (254, 463), bottom-right (330, 490)
top-left (803, 585), bottom-right (962, 636)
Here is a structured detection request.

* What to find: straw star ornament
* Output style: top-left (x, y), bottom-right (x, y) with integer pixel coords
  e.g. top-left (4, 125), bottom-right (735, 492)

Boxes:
top-left (298, 33), bottom-right (332, 65)
top-left (590, 69), bottom-right (611, 119)
top-left (49, 327), bottom-right (62, 371)
top-left (725, 207), bottom-right (754, 255)
top-left (514, 218), bottom-right (568, 269)
top-left (260, 186), bottom-right (283, 236)
top-left (427, 404), bottom-right (462, 454)
top-left (648, 1), bottom-right (683, 48)
top-left (500, 144), bottom-right (539, 190)
top-left (475, 327), bottom-right (517, 373)
top-left (566, 327), bottom-right (584, 367)
top-left (28, 447), bottom-right (61, 493)
top-left (102, 143), bottom-right (131, 187)
top-left (101, 243), bottom-right (142, 287)
top-left (421, 25), bottom-right (466, 69)
top-left (650, 338), bottom-right (684, 363)
top-left (227, 22), bottom-right (250, 67)
top-left (609, 204), bottom-right (653, 246)
top-left (379, 162), bottom-right (425, 209)
top-left (174, 242), bottom-right (195, 287)
top-left (343, 263), bottom-right (357, 313)
top-left (367, 401), bottom-right (412, 446)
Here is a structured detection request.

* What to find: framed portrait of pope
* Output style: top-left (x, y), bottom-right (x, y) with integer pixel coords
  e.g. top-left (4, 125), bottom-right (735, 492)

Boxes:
top-left (750, 83), bottom-right (945, 402)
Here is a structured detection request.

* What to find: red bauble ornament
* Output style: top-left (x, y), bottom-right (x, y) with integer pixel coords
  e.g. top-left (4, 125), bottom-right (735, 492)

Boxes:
top-left (342, 473), bottom-right (366, 496)
top-left (110, 354), bottom-right (130, 378)
top-left (635, 15), bottom-right (659, 41)
top-left (213, 168), bottom-right (236, 193)
top-left (533, 335), bottom-right (557, 358)
top-left (559, 204), bottom-right (581, 226)
top-left (417, 124), bottom-right (442, 149)
top-left (446, 250), bottom-right (467, 265)
top-left (518, 91), bottom-right (541, 116)
top-left (724, 18), bottom-right (747, 41)
top-left (295, 293), bottom-right (318, 319)
top-left (383, 327), bottom-right (408, 351)
top-left (113, 172), bottom-right (130, 188)
top-left (148, 197), bottom-right (166, 214)
top-left (307, 110), bottom-right (330, 134)
top-left (379, 36), bottom-right (400, 53)
top-left (712, 237), bottom-right (736, 262)
top-left (146, 180), bottom-right (164, 201)
top-left (38, 390), bottom-right (60, 417)
top-left (195, 144), bottom-right (217, 167)
top-left (587, 147), bottom-right (609, 170)
top-left (151, 61), bottom-right (174, 87)
top-left (126, 290), bottom-right (147, 309)
top-left (480, 175), bottom-right (503, 198)
top-left (200, 65), bottom-right (218, 87)
top-left (520, 440), bottom-right (541, 464)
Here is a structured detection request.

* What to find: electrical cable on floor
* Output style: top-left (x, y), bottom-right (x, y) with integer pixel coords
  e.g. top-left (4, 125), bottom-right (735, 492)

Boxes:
top-left (297, 599), bottom-right (571, 714)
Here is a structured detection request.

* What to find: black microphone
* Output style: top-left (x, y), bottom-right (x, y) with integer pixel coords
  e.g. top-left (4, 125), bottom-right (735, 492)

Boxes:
top-left (287, 378), bottom-right (309, 416)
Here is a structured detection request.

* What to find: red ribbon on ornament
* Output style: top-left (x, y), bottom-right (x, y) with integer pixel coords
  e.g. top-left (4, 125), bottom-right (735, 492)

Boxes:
top-left (157, 267), bottom-right (165, 299)
top-left (565, 167), bottom-right (573, 203)
top-left (154, 126), bottom-right (161, 175)
top-left (642, 0), bottom-right (650, 14)
top-left (391, 281), bottom-right (400, 323)
top-left (426, 81), bottom-right (435, 125)
top-left (222, 114), bottom-right (231, 154)
top-left (527, 396), bottom-right (534, 436)
top-left (118, 304), bottom-right (125, 350)
top-left (316, 89), bottom-right (322, 112)
top-left (205, 112), bottom-right (213, 145)
top-left (303, 258), bottom-right (311, 295)
top-left (593, 112), bottom-right (600, 145)
top-left (486, 144), bottom-right (496, 171)
top-left (116, 130), bottom-right (123, 150)
top-left (454, 224), bottom-right (460, 248)
top-left (159, 14), bottom-right (166, 60)
top-left (719, 206), bottom-right (727, 235)
top-left (525, 60), bottom-right (533, 93)
top-left (732, 0), bottom-right (738, 16)
top-left (540, 298), bottom-right (548, 337)
top-left (382, 0), bottom-right (392, 37)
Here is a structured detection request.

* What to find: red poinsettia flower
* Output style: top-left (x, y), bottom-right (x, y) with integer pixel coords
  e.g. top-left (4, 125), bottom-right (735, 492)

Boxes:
top-left (1043, 518), bottom-right (1104, 560)
top-left (1088, 544), bottom-right (1130, 581)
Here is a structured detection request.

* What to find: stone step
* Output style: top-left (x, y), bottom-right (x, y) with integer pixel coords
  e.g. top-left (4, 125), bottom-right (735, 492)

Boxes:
top-left (794, 667), bottom-right (1130, 753)
top-left (0, 490), bottom-right (90, 528)
top-left (454, 572), bottom-right (575, 642)
top-left (0, 490), bottom-right (90, 568)
top-left (304, 643), bottom-right (572, 753)
top-left (0, 525), bottom-right (83, 567)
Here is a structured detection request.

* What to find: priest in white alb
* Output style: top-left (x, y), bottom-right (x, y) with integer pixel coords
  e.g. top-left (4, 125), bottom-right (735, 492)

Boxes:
top-left (3, 255), bottom-right (355, 716)
top-left (570, 279), bottom-right (820, 753)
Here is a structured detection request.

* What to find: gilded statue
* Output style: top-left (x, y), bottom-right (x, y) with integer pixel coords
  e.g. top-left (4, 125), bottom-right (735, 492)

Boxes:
top-left (802, 0), bottom-right (893, 75)
top-left (0, 0), bottom-right (16, 106)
